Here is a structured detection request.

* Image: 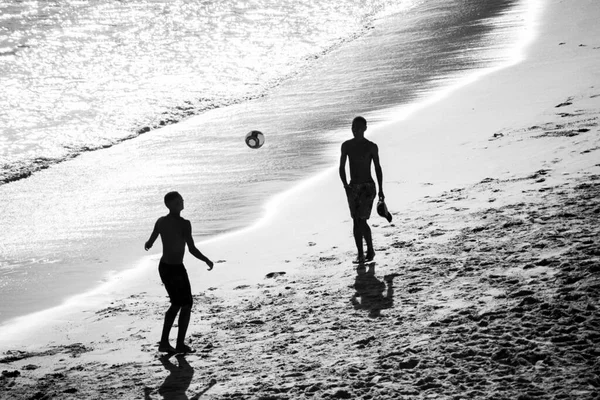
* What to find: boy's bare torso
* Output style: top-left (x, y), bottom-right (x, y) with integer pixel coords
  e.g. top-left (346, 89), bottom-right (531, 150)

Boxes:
top-left (344, 138), bottom-right (376, 183)
top-left (157, 215), bottom-right (190, 265)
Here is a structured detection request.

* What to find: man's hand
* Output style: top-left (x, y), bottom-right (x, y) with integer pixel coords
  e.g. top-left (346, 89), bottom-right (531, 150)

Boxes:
top-left (379, 191), bottom-right (385, 201)
top-left (206, 260), bottom-right (214, 271)
top-left (144, 241), bottom-right (152, 251)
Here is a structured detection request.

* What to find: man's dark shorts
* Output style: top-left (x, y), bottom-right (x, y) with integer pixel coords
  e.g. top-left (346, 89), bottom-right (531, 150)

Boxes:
top-left (345, 182), bottom-right (376, 219)
top-left (158, 262), bottom-right (193, 307)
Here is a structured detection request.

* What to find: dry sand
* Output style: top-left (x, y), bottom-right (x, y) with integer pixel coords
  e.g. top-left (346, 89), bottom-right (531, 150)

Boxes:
top-left (2, 0), bottom-right (600, 399)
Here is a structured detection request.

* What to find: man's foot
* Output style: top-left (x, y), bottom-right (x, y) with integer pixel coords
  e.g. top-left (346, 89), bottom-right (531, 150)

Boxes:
top-left (158, 343), bottom-right (177, 353)
top-left (365, 250), bottom-right (375, 262)
top-left (175, 344), bottom-right (196, 354)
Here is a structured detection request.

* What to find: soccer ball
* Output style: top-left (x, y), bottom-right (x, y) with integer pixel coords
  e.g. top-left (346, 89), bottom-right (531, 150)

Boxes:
top-left (245, 130), bottom-right (265, 149)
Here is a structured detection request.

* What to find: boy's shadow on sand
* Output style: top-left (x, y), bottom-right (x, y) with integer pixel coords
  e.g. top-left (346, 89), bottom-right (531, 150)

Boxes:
top-left (144, 354), bottom-right (214, 400)
top-left (351, 262), bottom-right (399, 318)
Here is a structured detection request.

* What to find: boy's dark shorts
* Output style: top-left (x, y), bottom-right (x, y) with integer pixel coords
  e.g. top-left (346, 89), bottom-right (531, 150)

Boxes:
top-left (345, 182), bottom-right (376, 219)
top-left (158, 262), bottom-right (193, 307)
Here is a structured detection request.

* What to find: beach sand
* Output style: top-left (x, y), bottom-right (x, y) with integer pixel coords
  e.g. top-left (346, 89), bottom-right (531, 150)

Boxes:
top-left (2, 0), bottom-right (600, 398)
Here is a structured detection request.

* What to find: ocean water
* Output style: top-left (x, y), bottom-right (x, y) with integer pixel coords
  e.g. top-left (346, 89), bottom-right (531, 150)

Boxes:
top-left (0, 0), bottom-right (537, 330)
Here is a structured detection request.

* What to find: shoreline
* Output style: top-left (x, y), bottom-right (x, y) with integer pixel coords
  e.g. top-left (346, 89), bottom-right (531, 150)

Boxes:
top-left (0, 0), bottom-right (543, 339)
top-left (2, 0), bottom-right (600, 398)
top-left (0, 0), bottom-right (401, 187)
top-left (0, 0), bottom-right (538, 332)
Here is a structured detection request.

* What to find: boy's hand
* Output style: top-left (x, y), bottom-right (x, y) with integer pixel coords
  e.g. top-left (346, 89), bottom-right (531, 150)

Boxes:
top-left (379, 191), bottom-right (385, 201)
top-left (206, 260), bottom-right (214, 271)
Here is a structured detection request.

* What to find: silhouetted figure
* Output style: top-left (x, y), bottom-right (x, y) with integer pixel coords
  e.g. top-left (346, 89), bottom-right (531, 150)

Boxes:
top-left (145, 191), bottom-right (214, 354)
top-left (352, 263), bottom-right (397, 317)
top-left (144, 354), bottom-right (215, 400)
top-left (339, 116), bottom-right (384, 264)
top-left (159, 354), bottom-right (195, 400)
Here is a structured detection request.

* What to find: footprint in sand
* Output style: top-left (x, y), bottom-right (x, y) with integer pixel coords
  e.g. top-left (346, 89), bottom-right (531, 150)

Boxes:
top-left (581, 146), bottom-right (600, 154)
top-left (555, 98), bottom-right (573, 108)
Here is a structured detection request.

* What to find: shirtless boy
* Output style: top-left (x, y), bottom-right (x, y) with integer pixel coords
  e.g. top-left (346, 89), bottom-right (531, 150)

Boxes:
top-left (145, 191), bottom-right (214, 354)
top-left (339, 116), bottom-right (384, 263)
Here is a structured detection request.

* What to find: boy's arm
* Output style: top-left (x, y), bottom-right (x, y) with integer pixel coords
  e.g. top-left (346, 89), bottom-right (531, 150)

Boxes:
top-left (372, 144), bottom-right (384, 200)
top-left (144, 218), bottom-right (161, 251)
top-left (339, 142), bottom-right (349, 189)
top-left (185, 220), bottom-right (214, 270)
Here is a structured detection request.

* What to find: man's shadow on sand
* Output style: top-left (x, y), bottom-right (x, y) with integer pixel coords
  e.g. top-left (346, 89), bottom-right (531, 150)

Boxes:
top-left (351, 262), bottom-right (399, 318)
top-left (144, 354), bottom-right (214, 400)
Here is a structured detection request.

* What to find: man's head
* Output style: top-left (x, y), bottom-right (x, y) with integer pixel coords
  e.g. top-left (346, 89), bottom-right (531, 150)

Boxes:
top-left (352, 116), bottom-right (367, 138)
top-left (164, 191), bottom-right (184, 211)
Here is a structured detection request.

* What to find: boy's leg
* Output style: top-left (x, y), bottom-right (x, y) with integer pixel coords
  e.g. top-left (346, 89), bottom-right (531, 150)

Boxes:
top-left (176, 305), bottom-right (192, 349)
top-left (363, 220), bottom-right (374, 260)
top-left (174, 268), bottom-right (194, 353)
top-left (160, 304), bottom-right (180, 350)
top-left (158, 263), bottom-right (179, 351)
top-left (353, 218), bottom-right (364, 261)
top-left (361, 182), bottom-right (376, 260)
top-left (355, 218), bottom-right (374, 259)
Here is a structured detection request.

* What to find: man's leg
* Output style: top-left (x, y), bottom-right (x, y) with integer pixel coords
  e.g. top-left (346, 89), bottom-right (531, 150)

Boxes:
top-left (160, 303), bottom-right (180, 350)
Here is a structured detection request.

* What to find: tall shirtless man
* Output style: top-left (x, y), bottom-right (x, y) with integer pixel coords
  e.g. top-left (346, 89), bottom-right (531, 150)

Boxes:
top-left (339, 116), bottom-right (384, 264)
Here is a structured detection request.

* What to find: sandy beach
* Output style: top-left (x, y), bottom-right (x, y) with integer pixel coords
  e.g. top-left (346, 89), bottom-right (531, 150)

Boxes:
top-left (2, 0), bottom-right (600, 399)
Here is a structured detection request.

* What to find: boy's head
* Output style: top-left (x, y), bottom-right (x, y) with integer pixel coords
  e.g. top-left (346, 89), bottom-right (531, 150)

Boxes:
top-left (164, 191), bottom-right (184, 211)
top-left (352, 116), bottom-right (367, 137)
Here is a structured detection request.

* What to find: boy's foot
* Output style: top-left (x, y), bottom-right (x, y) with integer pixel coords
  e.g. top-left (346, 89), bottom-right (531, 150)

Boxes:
top-left (365, 251), bottom-right (375, 262)
top-left (158, 343), bottom-right (177, 353)
top-left (352, 256), bottom-right (365, 264)
top-left (175, 344), bottom-right (196, 354)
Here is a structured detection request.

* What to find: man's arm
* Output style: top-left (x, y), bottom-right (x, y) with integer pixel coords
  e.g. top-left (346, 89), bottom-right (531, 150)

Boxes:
top-left (184, 220), bottom-right (214, 270)
top-left (339, 142), bottom-right (349, 189)
top-left (144, 218), bottom-right (161, 251)
top-left (372, 144), bottom-right (384, 200)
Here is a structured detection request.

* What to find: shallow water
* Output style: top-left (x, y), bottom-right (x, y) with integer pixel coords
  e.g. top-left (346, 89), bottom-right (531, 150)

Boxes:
top-left (0, 0), bottom-right (408, 183)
